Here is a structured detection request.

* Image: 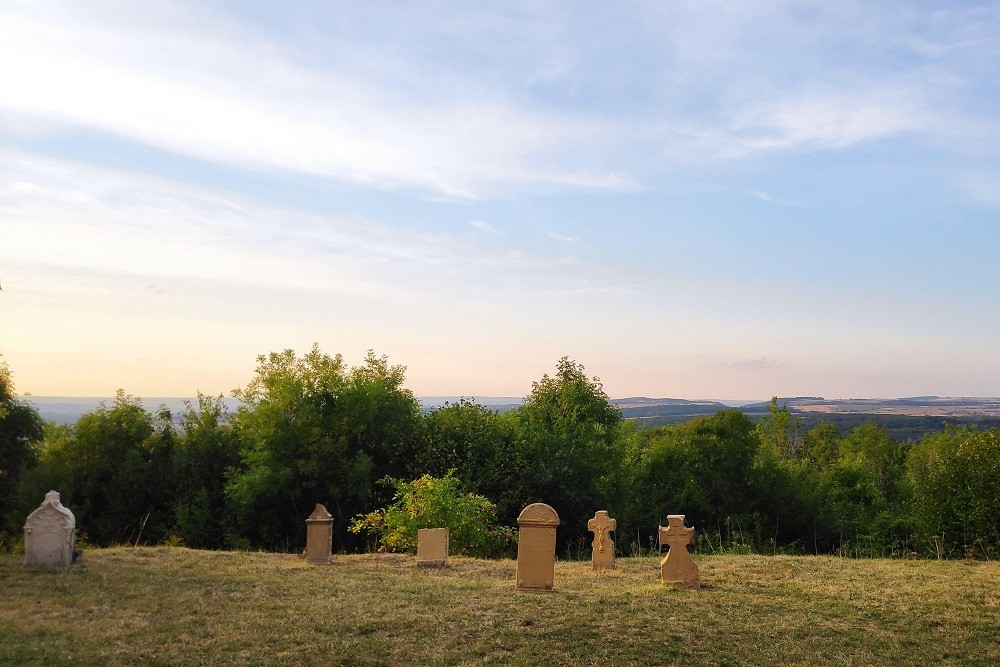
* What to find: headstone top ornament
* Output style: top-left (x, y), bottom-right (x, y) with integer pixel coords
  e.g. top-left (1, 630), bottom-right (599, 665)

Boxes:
top-left (517, 503), bottom-right (560, 527)
top-left (307, 503), bottom-right (333, 522)
top-left (27, 491), bottom-right (75, 530)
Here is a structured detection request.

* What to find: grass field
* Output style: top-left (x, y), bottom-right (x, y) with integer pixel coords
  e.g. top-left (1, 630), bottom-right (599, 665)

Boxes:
top-left (2, 548), bottom-right (998, 665)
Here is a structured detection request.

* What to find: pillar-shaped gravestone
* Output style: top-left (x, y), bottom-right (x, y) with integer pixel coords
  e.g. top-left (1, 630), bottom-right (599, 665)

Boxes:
top-left (416, 528), bottom-right (449, 567)
top-left (305, 503), bottom-right (333, 565)
top-left (515, 503), bottom-right (560, 591)
top-left (24, 491), bottom-right (76, 567)
top-left (658, 515), bottom-right (698, 588)
top-left (587, 510), bottom-right (617, 571)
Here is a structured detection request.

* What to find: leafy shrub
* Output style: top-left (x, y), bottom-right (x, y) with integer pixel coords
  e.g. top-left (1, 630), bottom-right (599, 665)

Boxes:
top-left (908, 426), bottom-right (1000, 557)
top-left (350, 472), bottom-right (514, 558)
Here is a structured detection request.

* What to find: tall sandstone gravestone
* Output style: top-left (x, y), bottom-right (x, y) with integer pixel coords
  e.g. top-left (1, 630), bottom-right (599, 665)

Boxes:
top-left (515, 503), bottom-right (560, 591)
top-left (587, 510), bottom-right (617, 571)
top-left (305, 503), bottom-right (334, 565)
top-left (23, 491), bottom-right (76, 568)
top-left (658, 514), bottom-right (699, 588)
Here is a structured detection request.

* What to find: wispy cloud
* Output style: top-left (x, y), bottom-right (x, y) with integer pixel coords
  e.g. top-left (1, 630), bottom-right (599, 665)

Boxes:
top-left (729, 91), bottom-right (921, 154)
top-left (0, 151), bottom-right (623, 301)
top-left (546, 231), bottom-right (578, 243)
top-left (747, 189), bottom-right (808, 208)
top-left (0, 2), bottom-right (631, 200)
top-left (6, 1), bottom-right (989, 206)
top-left (470, 220), bottom-right (502, 235)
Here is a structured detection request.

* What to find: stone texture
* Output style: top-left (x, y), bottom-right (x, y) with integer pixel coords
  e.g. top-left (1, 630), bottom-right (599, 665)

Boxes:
top-left (658, 515), bottom-right (698, 588)
top-left (515, 503), bottom-right (560, 591)
top-left (416, 528), bottom-right (449, 567)
top-left (23, 491), bottom-right (76, 568)
top-left (587, 510), bottom-right (617, 571)
top-left (305, 503), bottom-right (333, 565)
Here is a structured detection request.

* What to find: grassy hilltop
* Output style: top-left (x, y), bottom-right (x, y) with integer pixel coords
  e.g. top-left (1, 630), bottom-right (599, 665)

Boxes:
top-left (2, 548), bottom-right (999, 666)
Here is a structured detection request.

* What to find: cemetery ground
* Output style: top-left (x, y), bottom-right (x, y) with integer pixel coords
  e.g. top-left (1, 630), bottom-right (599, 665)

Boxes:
top-left (2, 549), bottom-right (999, 666)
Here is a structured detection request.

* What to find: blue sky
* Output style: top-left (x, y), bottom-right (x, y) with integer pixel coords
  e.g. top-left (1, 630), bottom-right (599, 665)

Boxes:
top-left (2, 1), bottom-right (999, 399)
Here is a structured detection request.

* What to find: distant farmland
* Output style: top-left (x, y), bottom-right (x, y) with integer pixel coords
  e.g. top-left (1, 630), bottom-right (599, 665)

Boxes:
top-left (27, 395), bottom-right (1000, 440)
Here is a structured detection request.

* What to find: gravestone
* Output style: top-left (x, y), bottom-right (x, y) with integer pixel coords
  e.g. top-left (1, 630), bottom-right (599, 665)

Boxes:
top-left (515, 503), bottom-right (560, 591)
top-left (23, 491), bottom-right (76, 568)
top-left (658, 515), bottom-right (698, 588)
top-left (304, 503), bottom-right (333, 565)
top-left (587, 510), bottom-right (616, 571)
top-left (416, 528), bottom-right (449, 567)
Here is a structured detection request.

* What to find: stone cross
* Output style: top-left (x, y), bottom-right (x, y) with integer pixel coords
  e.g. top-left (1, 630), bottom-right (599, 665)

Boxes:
top-left (23, 491), bottom-right (76, 568)
top-left (515, 503), bottom-right (560, 592)
top-left (658, 514), bottom-right (698, 588)
top-left (416, 528), bottom-right (449, 567)
top-left (587, 510), bottom-right (616, 571)
top-left (305, 503), bottom-right (333, 564)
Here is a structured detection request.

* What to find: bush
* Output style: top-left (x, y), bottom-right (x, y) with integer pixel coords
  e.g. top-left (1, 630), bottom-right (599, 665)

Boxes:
top-left (350, 472), bottom-right (514, 558)
top-left (908, 426), bottom-right (1000, 557)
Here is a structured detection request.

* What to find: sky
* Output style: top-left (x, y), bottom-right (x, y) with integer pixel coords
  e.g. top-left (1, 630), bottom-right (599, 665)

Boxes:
top-left (2, 1), bottom-right (1000, 401)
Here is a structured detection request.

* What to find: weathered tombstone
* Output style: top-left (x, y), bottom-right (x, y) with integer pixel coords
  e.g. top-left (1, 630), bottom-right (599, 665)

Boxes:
top-left (304, 503), bottom-right (333, 565)
top-left (416, 528), bottom-right (449, 567)
top-left (658, 514), bottom-right (698, 588)
top-left (587, 510), bottom-right (617, 571)
top-left (23, 491), bottom-right (76, 568)
top-left (515, 503), bottom-right (560, 591)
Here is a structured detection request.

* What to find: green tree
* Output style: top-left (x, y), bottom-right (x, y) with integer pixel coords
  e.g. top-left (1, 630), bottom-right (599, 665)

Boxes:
top-left (628, 410), bottom-right (760, 538)
top-left (514, 357), bottom-right (624, 550)
top-left (23, 392), bottom-right (177, 545)
top-left (815, 454), bottom-right (887, 556)
top-left (908, 426), bottom-right (1000, 557)
top-left (226, 346), bottom-right (421, 551)
top-left (0, 363), bottom-right (45, 537)
top-left (414, 399), bottom-right (524, 526)
top-left (839, 421), bottom-right (907, 503)
top-left (755, 397), bottom-right (801, 460)
top-left (172, 394), bottom-right (241, 549)
top-left (801, 422), bottom-right (840, 468)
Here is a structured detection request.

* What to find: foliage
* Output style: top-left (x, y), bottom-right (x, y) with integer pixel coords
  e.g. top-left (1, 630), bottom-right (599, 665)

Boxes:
top-left (0, 363), bottom-right (44, 537)
top-left (171, 394), bottom-right (241, 549)
top-left (626, 410), bottom-right (760, 537)
top-left (800, 421), bottom-right (840, 468)
top-left (514, 357), bottom-right (624, 550)
top-left (17, 392), bottom-right (176, 545)
top-left (413, 399), bottom-right (524, 525)
top-left (350, 472), bottom-right (514, 557)
top-left (755, 397), bottom-right (801, 459)
top-left (908, 426), bottom-right (1000, 557)
top-left (4, 351), bottom-right (1000, 561)
top-left (226, 346), bottom-right (420, 551)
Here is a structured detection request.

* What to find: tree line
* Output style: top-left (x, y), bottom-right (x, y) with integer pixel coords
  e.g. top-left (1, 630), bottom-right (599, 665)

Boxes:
top-left (1, 349), bottom-right (998, 559)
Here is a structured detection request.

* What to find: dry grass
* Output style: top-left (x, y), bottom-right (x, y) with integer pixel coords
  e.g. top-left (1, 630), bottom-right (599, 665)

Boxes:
top-left (2, 548), bottom-right (999, 665)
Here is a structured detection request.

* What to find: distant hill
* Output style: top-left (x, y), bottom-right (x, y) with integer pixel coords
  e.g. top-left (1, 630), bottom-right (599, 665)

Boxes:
top-left (757, 396), bottom-right (1000, 417)
top-left (22, 395), bottom-right (1000, 440)
top-left (24, 397), bottom-right (242, 425)
top-left (417, 396), bottom-right (523, 412)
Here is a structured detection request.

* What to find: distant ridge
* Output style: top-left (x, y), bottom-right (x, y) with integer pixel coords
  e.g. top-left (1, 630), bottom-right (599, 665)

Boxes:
top-left (24, 397), bottom-right (242, 424)
top-left (22, 395), bottom-right (1000, 427)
